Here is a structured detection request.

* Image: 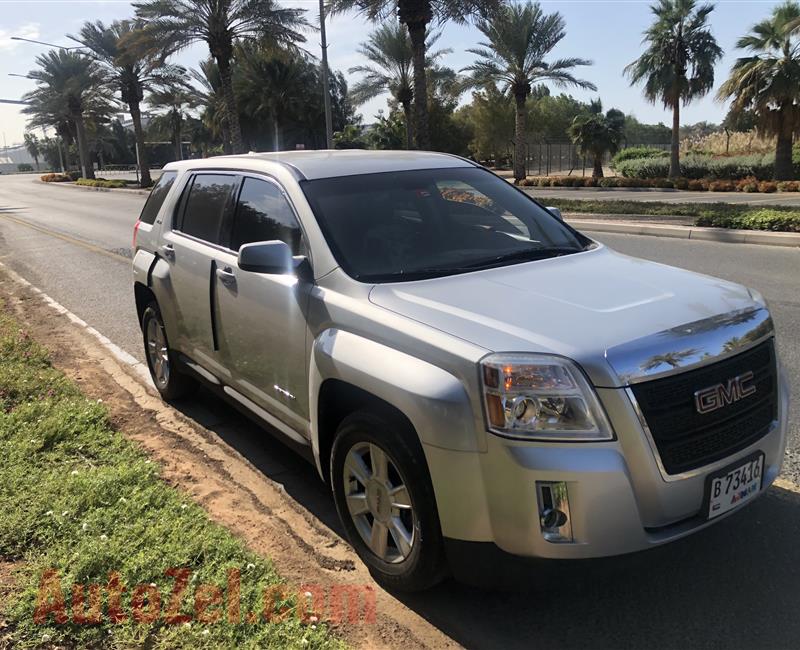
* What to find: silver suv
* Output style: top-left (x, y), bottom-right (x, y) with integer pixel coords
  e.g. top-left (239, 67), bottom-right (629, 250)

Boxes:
top-left (132, 151), bottom-right (789, 591)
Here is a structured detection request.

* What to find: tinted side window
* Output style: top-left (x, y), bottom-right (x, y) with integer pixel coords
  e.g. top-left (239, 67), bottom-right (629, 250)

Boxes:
top-left (180, 174), bottom-right (238, 244)
top-left (230, 177), bottom-right (304, 254)
top-left (139, 171), bottom-right (177, 224)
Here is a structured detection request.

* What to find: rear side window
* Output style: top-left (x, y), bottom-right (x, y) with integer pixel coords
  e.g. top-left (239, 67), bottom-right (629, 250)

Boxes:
top-left (179, 174), bottom-right (238, 245)
top-left (139, 171), bottom-right (177, 224)
top-left (230, 177), bottom-right (305, 254)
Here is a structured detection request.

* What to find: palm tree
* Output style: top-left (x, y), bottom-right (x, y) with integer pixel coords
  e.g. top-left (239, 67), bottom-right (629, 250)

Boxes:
top-left (349, 24), bottom-right (450, 150)
top-left (462, 1), bottom-right (595, 182)
top-left (625, 0), bottom-right (722, 178)
top-left (717, 2), bottom-right (800, 180)
top-left (22, 50), bottom-right (113, 180)
top-left (133, 0), bottom-right (309, 155)
top-left (71, 20), bottom-right (184, 187)
top-left (148, 79), bottom-right (195, 161)
top-left (189, 58), bottom-right (231, 153)
top-left (330, 0), bottom-right (501, 150)
top-left (23, 132), bottom-right (41, 171)
top-left (235, 45), bottom-right (312, 151)
top-left (567, 99), bottom-right (625, 177)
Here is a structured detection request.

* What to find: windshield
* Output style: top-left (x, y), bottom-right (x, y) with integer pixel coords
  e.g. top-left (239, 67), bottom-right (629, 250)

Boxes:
top-left (300, 167), bottom-right (590, 282)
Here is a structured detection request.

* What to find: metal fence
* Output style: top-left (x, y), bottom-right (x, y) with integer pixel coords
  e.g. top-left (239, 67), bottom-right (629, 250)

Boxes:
top-left (523, 142), bottom-right (670, 176)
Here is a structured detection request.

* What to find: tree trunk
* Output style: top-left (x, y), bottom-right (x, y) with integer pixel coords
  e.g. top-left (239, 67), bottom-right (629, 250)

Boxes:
top-left (129, 101), bottom-right (151, 187)
top-left (34, 155), bottom-right (39, 171)
top-left (774, 107), bottom-right (793, 181)
top-left (217, 55), bottom-right (244, 154)
top-left (669, 100), bottom-right (680, 179)
top-left (593, 153), bottom-right (604, 178)
top-left (402, 101), bottom-right (414, 151)
top-left (274, 117), bottom-right (281, 152)
top-left (174, 112), bottom-right (183, 161)
top-left (407, 21), bottom-right (430, 150)
top-left (222, 122), bottom-right (232, 155)
top-left (73, 114), bottom-right (94, 180)
top-left (513, 93), bottom-right (527, 183)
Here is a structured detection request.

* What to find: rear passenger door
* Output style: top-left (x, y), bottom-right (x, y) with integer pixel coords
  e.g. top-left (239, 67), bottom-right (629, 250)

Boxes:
top-left (162, 172), bottom-right (240, 377)
top-left (215, 175), bottom-right (312, 434)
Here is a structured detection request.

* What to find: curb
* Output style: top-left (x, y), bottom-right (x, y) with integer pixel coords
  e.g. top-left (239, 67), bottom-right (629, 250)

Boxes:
top-left (569, 219), bottom-right (800, 248)
top-left (35, 179), bottom-right (151, 196)
top-left (0, 261), bottom-right (155, 389)
top-left (524, 186), bottom-right (681, 193)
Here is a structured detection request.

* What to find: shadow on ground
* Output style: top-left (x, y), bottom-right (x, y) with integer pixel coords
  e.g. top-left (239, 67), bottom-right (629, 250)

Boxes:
top-left (173, 387), bottom-right (800, 650)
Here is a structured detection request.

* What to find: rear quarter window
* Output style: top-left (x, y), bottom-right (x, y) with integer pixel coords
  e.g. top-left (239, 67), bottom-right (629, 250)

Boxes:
top-left (139, 171), bottom-right (177, 225)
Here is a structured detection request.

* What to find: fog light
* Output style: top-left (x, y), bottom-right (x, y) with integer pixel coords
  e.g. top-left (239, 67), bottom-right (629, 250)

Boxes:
top-left (536, 481), bottom-right (573, 543)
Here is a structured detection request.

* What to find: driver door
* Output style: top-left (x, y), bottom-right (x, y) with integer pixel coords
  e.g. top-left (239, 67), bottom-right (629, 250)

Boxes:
top-left (214, 175), bottom-right (312, 435)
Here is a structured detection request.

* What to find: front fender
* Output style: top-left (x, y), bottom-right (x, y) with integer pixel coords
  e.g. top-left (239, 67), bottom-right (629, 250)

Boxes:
top-left (309, 328), bottom-right (481, 475)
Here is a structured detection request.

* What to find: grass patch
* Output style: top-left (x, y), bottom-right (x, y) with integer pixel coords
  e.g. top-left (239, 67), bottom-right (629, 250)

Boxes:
top-left (0, 306), bottom-right (342, 649)
top-left (537, 198), bottom-right (800, 232)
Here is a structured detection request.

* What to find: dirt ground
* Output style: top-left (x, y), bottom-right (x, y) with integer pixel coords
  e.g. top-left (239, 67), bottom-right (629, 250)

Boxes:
top-left (0, 272), bottom-right (458, 650)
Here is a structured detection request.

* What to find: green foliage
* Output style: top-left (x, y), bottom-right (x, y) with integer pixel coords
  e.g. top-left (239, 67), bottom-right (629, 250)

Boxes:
top-left (567, 99), bottom-right (625, 176)
top-left (695, 209), bottom-right (800, 231)
top-left (17, 164), bottom-right (34, 173)
top-left (528, 93), bottom-right (590, 142)
top-left (616, 150), bottom-right (800, 180)
top-left (333, 124), bottom-right (369, 149)
top-left (367, 110), bottom-right (406, 149)
top-left (75, 178), bottom-right (128, 188)
top-left (536, 196), bottom-right (800, 231)
top-left (457, 88), bottom-right (514, 163)
top-left (0, 308), bottom-right (341, 649)
top-left (622, 115), bottom-right (671, 144)
top-left (611, 147), bottom-right (669, 168)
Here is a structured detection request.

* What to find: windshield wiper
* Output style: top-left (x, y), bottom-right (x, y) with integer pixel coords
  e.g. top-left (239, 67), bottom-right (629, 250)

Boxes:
top-left (460, 246), bottom-right (584, 270)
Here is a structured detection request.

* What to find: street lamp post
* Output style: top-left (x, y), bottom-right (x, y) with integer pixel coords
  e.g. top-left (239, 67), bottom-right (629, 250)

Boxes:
top-left (319, 0), bottom-right (334, 150)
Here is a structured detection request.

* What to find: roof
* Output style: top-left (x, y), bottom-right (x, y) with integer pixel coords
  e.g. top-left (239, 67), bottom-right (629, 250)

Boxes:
top-left (164, 150), bottom-right (476, 180)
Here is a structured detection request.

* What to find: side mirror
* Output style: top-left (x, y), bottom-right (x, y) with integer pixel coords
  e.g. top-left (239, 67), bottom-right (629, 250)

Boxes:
top-left (546, 206), bottom-right (563, 221)
top-left (238, 240), bottom-right (293, 274)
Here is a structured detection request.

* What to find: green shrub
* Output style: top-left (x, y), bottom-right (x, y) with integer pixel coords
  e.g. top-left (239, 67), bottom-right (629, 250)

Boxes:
top-left (66, 170), bottom-right (81, 181)
top-left (617, 151), bottom-right (800, 181)
top-left (610, 147), bottom-right (669, 169)
top-left (687, 179), bottom-right (706, 191)
top-left (695, 209), bottom-right (800, 232)
top-left (17, 163), bottom-right (33, 173)
top-left (75, 178), bottom-right (127, 189)
top-left (777, 180), bottom-right (800, 192)
top-left (673, 178), bottom-right (689, 190)
top-left (758, 181), bottom-right (778, 193)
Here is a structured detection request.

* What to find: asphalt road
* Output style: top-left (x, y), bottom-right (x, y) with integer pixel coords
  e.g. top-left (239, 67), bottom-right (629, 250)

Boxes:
top-left (2, 173), bottom-right (800, 649)
top-left (526, 186), bottom-right (800, 206)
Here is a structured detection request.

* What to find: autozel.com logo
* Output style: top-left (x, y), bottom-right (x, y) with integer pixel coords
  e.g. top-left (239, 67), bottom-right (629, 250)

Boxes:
top-left (694, 370), bottom-right (757, 415)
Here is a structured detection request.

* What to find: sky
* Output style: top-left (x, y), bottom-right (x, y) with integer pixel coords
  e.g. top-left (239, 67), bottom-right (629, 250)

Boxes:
top-left (0, 0), bottom-right (788, 148)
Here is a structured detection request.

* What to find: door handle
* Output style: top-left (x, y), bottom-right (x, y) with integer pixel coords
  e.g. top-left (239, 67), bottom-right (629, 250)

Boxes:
top-left (216, 266), bottom-right (237, 288)
top-left (160, 244), bottom-right (175, 261)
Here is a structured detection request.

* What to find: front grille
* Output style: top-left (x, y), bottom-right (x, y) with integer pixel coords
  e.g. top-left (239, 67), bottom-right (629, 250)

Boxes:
top-left (630, 339), bottom-right (778, 475)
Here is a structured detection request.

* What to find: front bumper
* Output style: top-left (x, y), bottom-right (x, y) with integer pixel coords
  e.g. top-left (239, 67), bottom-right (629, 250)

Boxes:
top-left (423, 366), bottom-right (790, 560)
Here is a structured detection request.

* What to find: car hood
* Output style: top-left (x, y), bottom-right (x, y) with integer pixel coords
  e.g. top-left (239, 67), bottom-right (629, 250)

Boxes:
top-left (368, 245), bottom-right (759, 387)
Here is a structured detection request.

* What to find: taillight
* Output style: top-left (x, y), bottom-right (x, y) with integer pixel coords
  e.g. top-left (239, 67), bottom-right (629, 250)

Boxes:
top-left (133, 220), bottom-right (141, 249)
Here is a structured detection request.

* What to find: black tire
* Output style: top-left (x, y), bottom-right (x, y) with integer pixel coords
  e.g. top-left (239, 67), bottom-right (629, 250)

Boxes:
top-left (330, 410), bottom-right (447, 592)
top-left (141, 302), bottom-right (196, 401)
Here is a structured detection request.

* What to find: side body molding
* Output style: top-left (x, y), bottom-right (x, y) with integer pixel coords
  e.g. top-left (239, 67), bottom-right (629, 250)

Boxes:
top-left (309, 328), bottom-right (479, 476)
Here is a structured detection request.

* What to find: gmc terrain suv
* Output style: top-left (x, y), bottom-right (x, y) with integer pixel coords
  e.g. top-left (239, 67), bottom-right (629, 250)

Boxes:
top-left (132, 151), bottom-right (789, 591)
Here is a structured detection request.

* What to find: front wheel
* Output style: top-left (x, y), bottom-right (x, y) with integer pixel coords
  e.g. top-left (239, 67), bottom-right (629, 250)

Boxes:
top-left (330, 410), bottom-right (447, 591)
top-left (141, 302), bottom-right (195, 400)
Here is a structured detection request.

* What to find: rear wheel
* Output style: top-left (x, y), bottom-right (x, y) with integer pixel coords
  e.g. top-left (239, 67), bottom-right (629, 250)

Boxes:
top-left (331, 410), bottom-right (447, 591)
top-left (141, 302), bottom-right (195, 400)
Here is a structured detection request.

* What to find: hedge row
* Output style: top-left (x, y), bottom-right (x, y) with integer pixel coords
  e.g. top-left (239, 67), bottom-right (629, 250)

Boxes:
top-left (75, 178), bottom-right (128, 188)
top-left (695, 209), bottom-right (800, 232)
top-left (40, 171), bottom-right (81, 182)
top-left (519, 175), bottom-right (800, 193)
top-left (610, 147), bottom-right (669, 168)
top-left (615, 152), bottom-right (800, 181)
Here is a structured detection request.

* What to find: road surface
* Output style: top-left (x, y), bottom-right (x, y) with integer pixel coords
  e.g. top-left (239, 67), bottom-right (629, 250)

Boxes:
top-left (1, 173), bottom-right (800, 649)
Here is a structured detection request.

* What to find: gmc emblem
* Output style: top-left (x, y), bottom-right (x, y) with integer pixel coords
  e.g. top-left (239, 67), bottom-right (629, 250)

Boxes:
top-left (694, 371), bottom-right (757, 414)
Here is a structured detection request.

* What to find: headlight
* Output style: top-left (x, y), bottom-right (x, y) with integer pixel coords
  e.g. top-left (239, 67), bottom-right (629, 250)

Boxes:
top-left (480, 353), bottom-right (613, 441)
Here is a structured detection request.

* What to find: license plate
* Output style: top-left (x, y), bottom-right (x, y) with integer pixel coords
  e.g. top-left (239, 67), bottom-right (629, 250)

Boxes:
top-left (705, 452), bottom-right (764, 520)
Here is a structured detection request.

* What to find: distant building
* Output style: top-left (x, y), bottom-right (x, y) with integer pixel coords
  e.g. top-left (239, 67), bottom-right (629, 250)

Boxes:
top-left (0, 143), bottom-right (36, 174)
